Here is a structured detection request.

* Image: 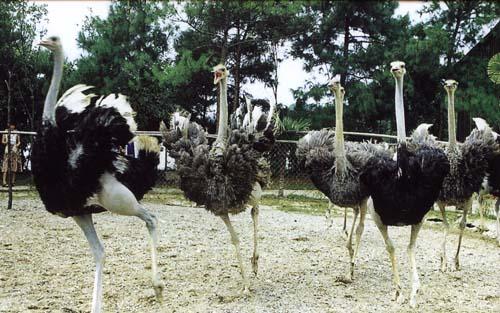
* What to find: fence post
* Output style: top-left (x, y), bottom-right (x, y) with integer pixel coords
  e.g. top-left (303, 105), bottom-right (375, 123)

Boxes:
top-left (5, 71), bottom-right (13, 210)
top-left (278, 168), bottom-right (284, 198)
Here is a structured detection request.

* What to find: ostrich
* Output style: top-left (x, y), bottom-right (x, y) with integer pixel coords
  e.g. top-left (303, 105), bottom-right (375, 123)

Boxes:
top-left (296, 76), bottom-right (389, 281)
top-left (436, 80), bottom-right (498, 271)
top-left (160, 64), bottom-right (274, 291)
top-left (360, 61), bottom-right (449, 308)
top-left (31, 36), bottom-right (163, 313)
top-left (478, 129), bottom-right (500, 245)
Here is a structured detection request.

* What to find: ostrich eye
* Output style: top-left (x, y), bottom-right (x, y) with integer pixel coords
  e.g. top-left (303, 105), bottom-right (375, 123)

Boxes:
top-left (49, 36), bottom-right (57, 41)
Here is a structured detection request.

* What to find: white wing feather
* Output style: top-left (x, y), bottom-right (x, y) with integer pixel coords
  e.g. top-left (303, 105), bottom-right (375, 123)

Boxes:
top-left (56, 84), bottom-right (95, 113)
top-left (251, 105), bottom-right (264, 131)
top-left (96, 94), bottom-right (137, 132)
top-left (472, 117), bottom-right (490, 132)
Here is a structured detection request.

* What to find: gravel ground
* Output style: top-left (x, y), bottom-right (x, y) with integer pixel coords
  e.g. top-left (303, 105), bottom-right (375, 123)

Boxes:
top-left (1, 198), bottom-right (499, 313)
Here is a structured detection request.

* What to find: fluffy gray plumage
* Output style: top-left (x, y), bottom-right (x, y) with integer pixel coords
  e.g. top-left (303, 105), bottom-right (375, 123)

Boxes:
top-left (296, 129), bottom-right (389, 207)
top-left (438, 125), bottom-right (498, 205)
top-left (161, 115), bottom-right (273, 216)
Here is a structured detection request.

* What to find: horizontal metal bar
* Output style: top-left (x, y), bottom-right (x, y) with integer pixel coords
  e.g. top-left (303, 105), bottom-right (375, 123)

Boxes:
top-left (0, 130), bottom-right (449, 144)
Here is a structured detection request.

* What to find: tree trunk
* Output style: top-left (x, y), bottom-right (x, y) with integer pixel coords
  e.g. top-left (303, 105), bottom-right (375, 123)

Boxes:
top-left (341, 14), bottom-right (350, 86)
top-left (233, 21), bottom-right (242, 114)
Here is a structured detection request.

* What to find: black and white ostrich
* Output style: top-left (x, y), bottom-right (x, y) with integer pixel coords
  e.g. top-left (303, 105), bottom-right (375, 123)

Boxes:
top-left (360, 61), bottom-right (449, 308)
top-left (296, 76), bottom-right (389, 281)
top-left (436, 80), bottom-right (498, 271)
top-left (160, 64), bottom-right (274, 292)
top-left (31, 36), bottom-right (163, 313)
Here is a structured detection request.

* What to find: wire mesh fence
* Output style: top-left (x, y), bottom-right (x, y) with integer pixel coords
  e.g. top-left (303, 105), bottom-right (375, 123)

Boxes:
top-left (0, 131), bottom-right (323, 199)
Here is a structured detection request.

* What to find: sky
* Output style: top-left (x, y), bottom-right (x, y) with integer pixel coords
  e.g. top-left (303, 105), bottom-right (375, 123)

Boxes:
top-left (36, 1), bottom-right (427, 105)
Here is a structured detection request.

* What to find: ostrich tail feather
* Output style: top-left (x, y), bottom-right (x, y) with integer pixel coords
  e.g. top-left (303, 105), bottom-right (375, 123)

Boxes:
top-left (135, 135), bottom-right (160, 153)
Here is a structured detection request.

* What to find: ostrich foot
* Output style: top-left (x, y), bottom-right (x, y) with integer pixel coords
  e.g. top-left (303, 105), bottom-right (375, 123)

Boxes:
top-left (476, 225), bottom-right (488, 233)
top-left (454, 257), bottom-right (461, 271)
top-left (409, 296), bottom-right (418, 308)
top-left (393, 289), bottom-right (405, 304)
top-left (241, 285), bottom-right (250, 295)
top-left (153, 280), bottom-right (165, 304)
top-left (334, 275), bottom-right (353, 284)
top-left (251, 255), bottom-right (259, 276)
top-left (440, 256), bottom-right (448, 272)
top-left (409, 282), bottom-right (420, 308)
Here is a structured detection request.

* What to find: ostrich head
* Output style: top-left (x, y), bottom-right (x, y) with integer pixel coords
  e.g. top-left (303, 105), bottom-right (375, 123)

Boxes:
top-left (213, 64), bottom-right (229, 85)
top-left (390, 61), bottom-right (406, 79)
top-left (443, 79), bottom-right (458, 93)
top-left (39, 36), bottom-right (62, 52)
top-left (328, 74), bottom-right (345, 98)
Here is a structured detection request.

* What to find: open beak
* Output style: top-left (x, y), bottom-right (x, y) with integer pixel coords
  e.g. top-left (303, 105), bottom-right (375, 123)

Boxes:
top-left (38, 40), bottom-right (51, 48)
top-left (213, 71), bottom-right (222, 85)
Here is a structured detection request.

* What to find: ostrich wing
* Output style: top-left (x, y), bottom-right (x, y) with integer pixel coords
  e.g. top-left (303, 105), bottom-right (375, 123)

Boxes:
top-left (460, 125), bottom-right (499, 194)
top-left (56, 84), bottom-right (95, 114)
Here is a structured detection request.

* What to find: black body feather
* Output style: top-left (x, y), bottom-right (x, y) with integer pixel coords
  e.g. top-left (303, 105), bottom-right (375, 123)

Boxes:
top-left (32, 103), bottom-right (157, 217)
top-left (361, 143), bottom-right (449, 226)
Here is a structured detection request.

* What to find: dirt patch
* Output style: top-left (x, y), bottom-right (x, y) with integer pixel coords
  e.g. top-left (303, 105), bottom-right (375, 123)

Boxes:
top-left (0, 199), bottom-right (499, 312)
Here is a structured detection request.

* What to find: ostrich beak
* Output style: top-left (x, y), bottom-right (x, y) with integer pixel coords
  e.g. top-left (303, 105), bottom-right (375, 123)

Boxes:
top-left (213, 71), bottom-right (222, 85)
top-left (38, 40), bottom-right (52, 48)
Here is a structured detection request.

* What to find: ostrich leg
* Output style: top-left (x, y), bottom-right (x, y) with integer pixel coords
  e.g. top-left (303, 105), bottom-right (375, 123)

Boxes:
top-left (73, 214), bottom-right (105, 313)
top-left (372, 213), bottom-right (403, 303)
top-left (495, 199), bottom-right (500, 246)
top-left (437, 202), bottom-right (449, 272)
top-left (98, 177), bottom-right (164, 302)
top-left (221, 213), bottom-right (249, 292)
top-left (344, 207), bottom-right (359, 281)
top-left (136, 206), bottom-right (164, 302)
top-left (251, 205), bottom-right (259, 275)
top-left (408, 222), bottom-right (423, 308)
top-left (343, 207), bottom-right (348, 237)
top-left (455, 198), bottom-right (472, 270)
top-left (477, 191), bottom-right (487, 231)
top-left (350, 199), bottom-right (367, 280)
top-left (325, 201), bottom-right (333, 228)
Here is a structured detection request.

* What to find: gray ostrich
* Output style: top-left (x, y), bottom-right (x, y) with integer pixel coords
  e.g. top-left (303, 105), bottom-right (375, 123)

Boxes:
top-left (478, 129), bottom-right (500, 245)
top-left (436, 80), bottom-right (498, 271)
top-left (296, 76), bottom-right (388, 281)
top-left (160, 64), bottom-right (274, 291)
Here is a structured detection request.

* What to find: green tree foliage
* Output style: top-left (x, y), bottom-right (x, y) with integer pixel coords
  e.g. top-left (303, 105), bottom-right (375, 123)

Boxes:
top-left (73, 0), bottom-right (176, 129)
top-left (0, 1), bottom-right (48, 131)
top-left (290, 1), bottom-right (407, 134)
top-left (288, 1), bottom-right (499, 138)
top-left (169, 0), bottom-right (301, 130)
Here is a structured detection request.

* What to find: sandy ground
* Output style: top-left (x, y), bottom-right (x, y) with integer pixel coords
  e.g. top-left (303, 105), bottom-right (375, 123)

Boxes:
top-left (0, 198), bottom-right (499, 313)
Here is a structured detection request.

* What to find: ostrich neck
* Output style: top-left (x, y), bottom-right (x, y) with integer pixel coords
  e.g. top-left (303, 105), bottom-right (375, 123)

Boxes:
top-left (43, 49), bottom-right (63, 123)
top-left (215, 78), bottom-right (228, 146)
top-left (334, 91), bottom-right (346, 174)
top-left (447, 90), bottom-right (457, 149)
top-left (394, 76), bottom-right (406, 143)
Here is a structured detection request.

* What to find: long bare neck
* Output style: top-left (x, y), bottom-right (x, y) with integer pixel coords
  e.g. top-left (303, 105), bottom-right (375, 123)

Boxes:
top-left (446, 90), bottom-right (457, 148)
top-left (43, 48), bottom-right (63, 123)
top-left (216, 78), bottom-right (228, 145)
top-left (334, 90), bottom-right (346, 172)
top-left (394, 76), bottom-right (406, 143)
